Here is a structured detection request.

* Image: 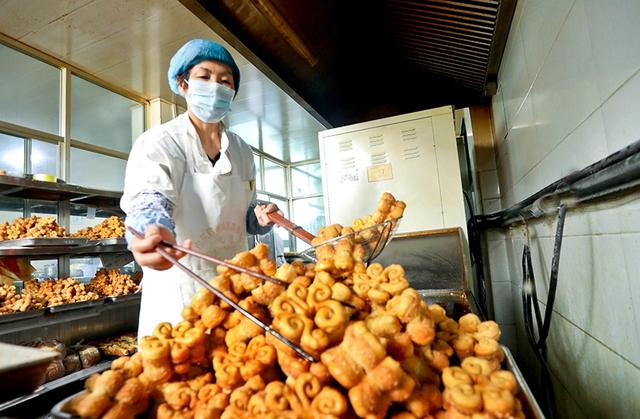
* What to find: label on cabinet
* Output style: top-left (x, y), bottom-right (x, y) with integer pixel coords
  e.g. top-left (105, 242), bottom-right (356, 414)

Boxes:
top-left (367, 164), bottom-right (393, 182)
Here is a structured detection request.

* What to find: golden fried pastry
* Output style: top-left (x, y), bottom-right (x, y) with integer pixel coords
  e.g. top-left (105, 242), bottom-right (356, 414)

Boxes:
top-left (154, 322), bottom-right (174, 339)
top-left (481, 385), bottom-right (516, 416)
top-left (442, 367), bottom-right (472, 388)
top-left (71, 216), bottom-right (125, 239)
top-left (452, 334), bottom-right (476, 360)
top-left (458, 313), bottom-right (481, 334)
top-left (71, 392), bottom-right (112, 417)
top-left (321, 321), bottom-right (386, 388)
top-left (348, 357), bottom-right (415, 418)
top-left (489, 370), bottom-right (517, 394)
top-left (87, 268), bottom-right (140, 297)
top-left (405, 384), bottom-right (443, 417)
top-left (461, 357), bottom-right (492, 384)
top-left (474, 337), bottom-right (502, 360)
top-left (444, 384), bottom-right (482, 415)
top-left (64, 201), bottom-right (525, 419)
top-left (115, 377), bottom-right (145, 404)
top-left (474, 321), bottom-right (501, 341)
top-left (2, 215), bottom-right (65, 240)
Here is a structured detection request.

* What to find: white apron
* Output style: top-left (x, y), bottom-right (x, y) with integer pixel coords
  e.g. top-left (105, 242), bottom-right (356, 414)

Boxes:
top-left (136, 132), bottom-right (253, 339)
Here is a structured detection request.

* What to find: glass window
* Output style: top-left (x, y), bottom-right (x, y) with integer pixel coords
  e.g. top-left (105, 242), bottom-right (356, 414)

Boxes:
top-left (29, 200), bottom-right (58, 220)
top-left (70, 148), bottom-right (126, 191)
top-left (70, 256), bottom-right (102, 282)
top-left (71, 75), bottom-right (143, 153)
top-left (70, 214), bottom-right (107, 234)
top-left (0, 44), bottom-right (60, 135)
top-left (70, 205), bottom-right (118, 234)
top-left (31, 259), bottom-right (59, 280)
top-left (253, 154), bottom-right (262, 191)
top-left (293, 197), bottom-right (325, 250)
top-left (0, 197), bottom-right (24, 223)
top-left (264, 159), bottom-right (286, 197)
top-left (291, 163), bottom-right (322, 197)
top-left (0, 133), bottom-right (24, 175)
top-left (229, 120), bottom-right (260, 149)
top-left (31, 140), bottom-right (58, 175)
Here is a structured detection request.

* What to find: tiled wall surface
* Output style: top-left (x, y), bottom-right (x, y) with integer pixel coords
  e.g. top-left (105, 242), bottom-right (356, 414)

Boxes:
top-left (488, 0), bottom-right (640, 416)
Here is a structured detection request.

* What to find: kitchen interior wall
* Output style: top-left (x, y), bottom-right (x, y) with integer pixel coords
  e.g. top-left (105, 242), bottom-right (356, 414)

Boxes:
top-left (487, 0), bottom-right (640, 417)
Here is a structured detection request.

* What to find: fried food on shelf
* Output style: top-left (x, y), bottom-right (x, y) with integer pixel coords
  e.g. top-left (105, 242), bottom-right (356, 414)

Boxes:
top-left (70, 216), bottom-right (125, 239)
top-left (0, 216), bottom-right (65, 240)
top-left (92, 333), bottom-right (138, 357)
top-left (64, 193), bottom-right (528, 418)
top-left (0, 277), bottom-right (101, 314)
top-left (87, 268), bottom-right (141, 297)
top-left (0, 268), bottom-right (141, 315)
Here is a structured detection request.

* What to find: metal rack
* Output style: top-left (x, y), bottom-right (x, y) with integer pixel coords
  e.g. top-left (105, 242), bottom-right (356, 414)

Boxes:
top-left (0, 175), bottom-right (138, 343)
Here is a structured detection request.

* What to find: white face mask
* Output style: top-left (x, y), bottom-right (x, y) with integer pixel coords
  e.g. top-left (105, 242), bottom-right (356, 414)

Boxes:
top-left (184, 79), bottom-right (235, 123)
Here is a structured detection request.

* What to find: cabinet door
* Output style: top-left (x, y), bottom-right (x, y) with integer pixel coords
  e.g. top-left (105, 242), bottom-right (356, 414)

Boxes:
top-left (320, 115), bottom-right (449, 234)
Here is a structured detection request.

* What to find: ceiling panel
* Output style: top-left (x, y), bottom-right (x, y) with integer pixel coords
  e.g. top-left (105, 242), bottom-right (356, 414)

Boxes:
top-left (0, 0), bottom-right (326, 162)
top-left (180, 0), bottom-right (516, 127)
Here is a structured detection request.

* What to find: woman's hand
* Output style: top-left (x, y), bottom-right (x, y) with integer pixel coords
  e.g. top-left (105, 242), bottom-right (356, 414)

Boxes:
top-left (130, 224), bottom-right (192, 271)
top-left (254, 203), bottom-right (281, 227)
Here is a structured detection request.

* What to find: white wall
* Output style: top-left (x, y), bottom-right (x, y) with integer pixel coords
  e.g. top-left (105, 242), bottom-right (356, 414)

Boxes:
top-left (489, 0), bottom-right (640, 417)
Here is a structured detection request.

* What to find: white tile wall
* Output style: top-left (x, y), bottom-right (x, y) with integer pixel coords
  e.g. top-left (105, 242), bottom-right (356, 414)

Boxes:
top-left (529, 0), bottom-right (600, 167)
top-left (489, 0), bottom-right (640, 414)
top-left (492, 86), bottom-right (508, 145)
top-left (488, 240), bottom-right (510, 283)
top-left (481, 198), bottom-right (501, 214)
top-left (479, 169), bottom-right (500, 200)
top-left (583, 0), bottom-right (640, 103)
top-left (498, 22), bottom-right (530, 129)
top-left (545, 306), bottom-right (640, 417)
top-left (535, 108), bottom-right (608, 185)
top-left (519, 0), bottom-right (576, 82)
top-left (541, 235), bottom-right (637, 366)
top-left (491, 281), bottom-right (514, 324)
top-left (620, 234), bottom-right (640, 345)
top-left (601, 69), bottom-right (640, 153)
top-left (550, 374), bottom-right (587, 418)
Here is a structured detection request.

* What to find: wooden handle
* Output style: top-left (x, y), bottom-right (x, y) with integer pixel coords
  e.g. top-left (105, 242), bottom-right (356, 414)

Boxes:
top-left (267, 212), bottom-right (316, 244)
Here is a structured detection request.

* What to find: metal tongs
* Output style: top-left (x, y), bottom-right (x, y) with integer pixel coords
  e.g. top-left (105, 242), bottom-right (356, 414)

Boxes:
top-left (127, 227), bottom-right (316, 362)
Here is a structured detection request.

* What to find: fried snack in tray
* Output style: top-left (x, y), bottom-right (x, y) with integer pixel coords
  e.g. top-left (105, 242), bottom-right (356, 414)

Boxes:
top-left (92, 333), bottom-right (138, 357)
top-left (351, 192), bottom-right (406, 232)
top-left (70, 216), bottom-right (125, 239)
top-left (0, 221), bottom-right (8, 240)
top-left (309, 192), bottom-right (405, 275)
top-left (87, 268), bottom-right (141, 297)
top-left (65, 194), bottom-right (527, 418)
top-left (1, 277), bottom-right (100, 314)
top-left (219, 373), bottom-right (347, 419)
top-left (0, 215), bottom-right (65, 240)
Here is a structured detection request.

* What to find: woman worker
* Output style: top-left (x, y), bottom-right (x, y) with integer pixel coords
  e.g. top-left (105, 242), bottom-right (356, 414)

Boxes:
top-left (121, 39), bottom-right (279, 338)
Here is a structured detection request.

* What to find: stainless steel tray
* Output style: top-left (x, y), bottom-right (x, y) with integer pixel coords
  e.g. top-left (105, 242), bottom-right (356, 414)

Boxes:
top-left (85, 237), bottom-right (125, 246)
top-left (0, 308), bottom-right (46, 324)
top-left (50, 392), bottom-right (78, 418)
top-left (0, 238), bottom-right (88, 248)
top-left (45, 298), bottom-right (106, 314)
top-left (106, 293), bottom-right (140, 304)
top-left (97, 237), bottom-right (125, 246)
top-left (503, 345), bottom-right (546, 419)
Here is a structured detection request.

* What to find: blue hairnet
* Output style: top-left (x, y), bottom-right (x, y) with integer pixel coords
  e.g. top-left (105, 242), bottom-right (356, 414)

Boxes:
top-left (167, 39), bottom-right (240, 95)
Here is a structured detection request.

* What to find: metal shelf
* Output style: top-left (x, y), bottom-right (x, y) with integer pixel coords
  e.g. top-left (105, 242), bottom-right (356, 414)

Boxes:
top-left (0, 360), bottom-right (112, 413)
top-left (0, 243), bottom-right (128, 257)
top-left (0, 293), bottom-right (140, 344)
top-left (0, 174), bottom-right (122, 210)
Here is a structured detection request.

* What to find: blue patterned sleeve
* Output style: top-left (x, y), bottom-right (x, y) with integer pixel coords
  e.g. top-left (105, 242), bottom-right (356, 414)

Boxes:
top-left (123, 191), bottom-right (175, 246)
